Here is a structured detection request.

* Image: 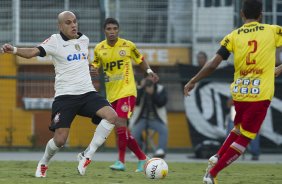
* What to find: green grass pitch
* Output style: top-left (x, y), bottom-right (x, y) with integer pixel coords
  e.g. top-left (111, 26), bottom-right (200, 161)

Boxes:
top-left (0, 161), bottom-right (282, 184)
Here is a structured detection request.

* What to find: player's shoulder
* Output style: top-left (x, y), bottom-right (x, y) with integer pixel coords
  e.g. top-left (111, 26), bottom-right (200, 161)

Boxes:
top-left (47, 33), bottom-right (60, 41)
top-left (78, 34), bottom-right (89, 46)
top-left (52, 33), bottom-right (66, 40)
top-left (40, 34), bottom-right (59, 45)
top-left (95, 40), bottom-right (107, 49)
top-left (121, 38), bottom-right (134, 45)
top-left (46, 33), bottom-right (67, 43)
top-left (258, 23), bottom-right (276, 30)
top-left (228, 26), bottom-right (242, 36)
top-left (266, 24), bottom-right (282, 31)
top-left (118, 38), bottom-right (136, 47)
top-left (79, 34), bottom-right (89, 41)
top-left (255, 23), bottom-right (282, 36)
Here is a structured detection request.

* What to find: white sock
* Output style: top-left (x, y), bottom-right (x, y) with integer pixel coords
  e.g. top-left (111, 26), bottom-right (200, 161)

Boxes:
top-left (84, 119), bottom-right (115, 159)
top-left (39, 138), bottom-right (60, 165)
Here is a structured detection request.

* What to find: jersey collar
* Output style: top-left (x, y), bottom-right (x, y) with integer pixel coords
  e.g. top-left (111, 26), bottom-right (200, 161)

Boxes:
top-left (60, 32), bottom-right (83, 41)
top-left (243, 21), bottom-right (259, 27)
top-left (106, 37), bottom-right (119, 47)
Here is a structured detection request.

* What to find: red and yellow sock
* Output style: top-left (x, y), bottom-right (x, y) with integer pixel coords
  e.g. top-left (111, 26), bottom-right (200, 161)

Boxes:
top-left (210, 135), bottom-right (251, 177)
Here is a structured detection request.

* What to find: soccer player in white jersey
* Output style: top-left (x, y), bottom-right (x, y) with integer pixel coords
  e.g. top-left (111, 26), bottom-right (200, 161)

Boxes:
top-left (1, 11), bottom-right (118, 177)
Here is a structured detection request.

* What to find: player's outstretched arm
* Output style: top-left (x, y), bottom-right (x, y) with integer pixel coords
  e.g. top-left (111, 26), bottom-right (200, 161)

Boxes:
top-left (139, 60), bottom-right (159, 83)
top-left (184, 54), bottom-right (223, 96)
top-left (1, 43), bottom-right (40, 59)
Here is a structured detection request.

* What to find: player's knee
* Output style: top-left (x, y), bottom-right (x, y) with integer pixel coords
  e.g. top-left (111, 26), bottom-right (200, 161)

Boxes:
top-left (105, 113), bottom-right (118, 125)
top-left (232, 127), bottom-right (241, 135)
top-left (53, 138), bottom-right (66, 147)
top-left (53, 134), bottom-right (68, 147)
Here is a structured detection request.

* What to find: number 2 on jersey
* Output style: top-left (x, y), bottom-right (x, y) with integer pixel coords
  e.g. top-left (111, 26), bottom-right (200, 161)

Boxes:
top-left (246, 40), bottom-right (257, 65)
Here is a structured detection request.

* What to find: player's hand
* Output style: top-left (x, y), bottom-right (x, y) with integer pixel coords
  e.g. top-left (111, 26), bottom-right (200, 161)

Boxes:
top-left (90, 66), bottom-right (99, 76)
top-left (184, 80), bottom-right (196, 96)
top-left (1, 43), bottom-right (14, 54)
top-left (275, 66), bottom-right (282, 77)
top-left (148, 72), bottom-right (159, 83)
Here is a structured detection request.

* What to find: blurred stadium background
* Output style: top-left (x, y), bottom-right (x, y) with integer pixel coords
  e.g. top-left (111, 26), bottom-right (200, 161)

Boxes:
top-left (0, 0), bottom-right (282, 154)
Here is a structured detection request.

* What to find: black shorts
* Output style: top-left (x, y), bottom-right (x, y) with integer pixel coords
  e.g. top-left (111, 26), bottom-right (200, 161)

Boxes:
top-left (49, 91), bottom-right (111, 132)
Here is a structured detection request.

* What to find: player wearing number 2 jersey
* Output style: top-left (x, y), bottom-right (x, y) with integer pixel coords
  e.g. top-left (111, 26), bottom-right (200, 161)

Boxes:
top-left (224, 22), bottom-right (281, 102)
top-left (184, 0), bottom-right (282, 183)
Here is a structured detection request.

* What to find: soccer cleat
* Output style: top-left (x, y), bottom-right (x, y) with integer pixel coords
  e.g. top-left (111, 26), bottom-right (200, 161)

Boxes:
top-left (135, 156), bottom-right (150, 172)
top-left (35, 163), bottom-right (48, 178)
top-left (203, 173), bottom-right (218, 184)
top-left (135, 160), bottom-right (146, 172)
top-left (204, 155), bottom-right (219, 177)
top-left (153, 148), bottom-right (166, 158)
top-left (77, 152), bottom-right (91, 175)
top-left (109, 160), bottom-right (125, 171)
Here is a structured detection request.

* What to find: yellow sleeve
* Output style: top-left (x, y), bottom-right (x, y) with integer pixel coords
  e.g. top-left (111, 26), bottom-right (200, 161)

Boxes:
top-left (272, 25), bottom-right (282, 47)
top-left (92, 46), bottom-right (101, 68)
top-left (129, 41), bottom-right (143, 64)
top-left (220, 33), bottom-right (233, 53)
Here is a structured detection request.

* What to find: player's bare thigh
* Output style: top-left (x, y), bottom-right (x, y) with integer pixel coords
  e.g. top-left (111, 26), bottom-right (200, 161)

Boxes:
top-left (96, 106), bottom-right (117, 125)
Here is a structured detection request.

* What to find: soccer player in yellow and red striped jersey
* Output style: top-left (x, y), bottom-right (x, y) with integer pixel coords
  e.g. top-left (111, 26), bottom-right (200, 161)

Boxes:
top-left (184, 0), bottom-right (282, 183)
top-left (90, 18), bottom-right (159, 172)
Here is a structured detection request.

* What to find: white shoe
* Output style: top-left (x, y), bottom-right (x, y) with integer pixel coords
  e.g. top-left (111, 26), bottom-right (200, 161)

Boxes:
top-left (203, 173), bottom-right (218, 184)
top-left (153, 149), bottom-right (166, 158)
top-left (35, 163), bottom-right (48, 178)
top-left (77, 152), bottom-right (91, 175)
top-left (204, 155), bottom-right (218, 177)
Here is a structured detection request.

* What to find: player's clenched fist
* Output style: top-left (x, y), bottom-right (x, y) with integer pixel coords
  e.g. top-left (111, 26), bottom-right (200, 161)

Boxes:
top-left (90, 66), bottom-right (99, 77)
top-left (1, 44), bottom-right (15, 54)
top-left (275, 65), bottom-right (282, 77)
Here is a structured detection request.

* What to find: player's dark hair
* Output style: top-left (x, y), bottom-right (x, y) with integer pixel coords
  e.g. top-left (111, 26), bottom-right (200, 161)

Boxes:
top-left (103, 18), bottom-right (119, 29)
top-left (242, 0), bottom-right (262, 19)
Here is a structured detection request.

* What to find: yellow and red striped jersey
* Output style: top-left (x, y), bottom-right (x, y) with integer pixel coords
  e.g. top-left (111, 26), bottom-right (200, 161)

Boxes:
top-left (221, 22), bottom-right (282, 101)
top-left (92, 38), bottom-right (143, 103)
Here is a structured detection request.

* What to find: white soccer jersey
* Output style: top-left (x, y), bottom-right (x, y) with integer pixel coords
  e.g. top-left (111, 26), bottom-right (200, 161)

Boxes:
top-left (39, 32), bottom-right (95, 97)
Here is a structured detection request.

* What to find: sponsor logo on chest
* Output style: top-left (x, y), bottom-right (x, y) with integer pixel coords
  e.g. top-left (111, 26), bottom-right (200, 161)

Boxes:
top-left (67, 53), bottom-right (88, 61)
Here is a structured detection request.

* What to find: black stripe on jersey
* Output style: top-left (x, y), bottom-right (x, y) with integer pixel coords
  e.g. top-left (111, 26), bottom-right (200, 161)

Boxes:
top-left (37, 46), bottom-right (46, 57)
top-left (216, 46), bottom-right (230, 60)
top-left (133, 49), bottom-right (140, 58)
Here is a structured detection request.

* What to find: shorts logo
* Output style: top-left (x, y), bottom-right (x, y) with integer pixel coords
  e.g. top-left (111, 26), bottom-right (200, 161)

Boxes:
top-left (53, 113), bottom-right (60, 124)
top-left (119, 50), bottom-right (126, 56)
top-left (121, 103), bottom-right (129, 112)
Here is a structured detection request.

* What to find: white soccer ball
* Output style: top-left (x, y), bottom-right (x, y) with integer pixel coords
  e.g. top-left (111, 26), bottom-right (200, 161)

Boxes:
top-left (144, 158), bottom-right (168, 179)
